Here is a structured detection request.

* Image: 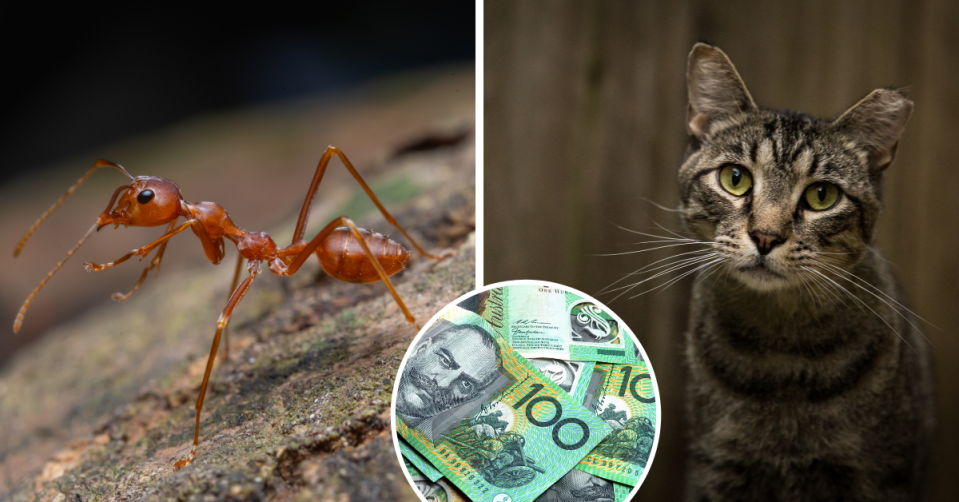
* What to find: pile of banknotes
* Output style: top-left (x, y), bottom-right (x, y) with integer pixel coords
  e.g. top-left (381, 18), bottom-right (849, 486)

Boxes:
top-left (394, 283), bottom-right (659, 502)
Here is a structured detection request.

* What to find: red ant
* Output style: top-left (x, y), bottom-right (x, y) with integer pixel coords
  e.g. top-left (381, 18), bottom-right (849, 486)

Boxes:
top-left (12, 146), bottom-right (452, 470)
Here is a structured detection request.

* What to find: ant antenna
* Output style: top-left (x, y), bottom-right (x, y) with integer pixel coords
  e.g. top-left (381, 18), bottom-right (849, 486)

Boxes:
top-left (13, 222), bottom-right (99, 333)
top-left (14, 160), bottom-right (133, 257)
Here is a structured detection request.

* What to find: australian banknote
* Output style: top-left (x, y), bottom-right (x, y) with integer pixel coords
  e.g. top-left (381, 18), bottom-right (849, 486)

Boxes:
top-left (577, 361), bottom-right (658, 486)
top-left (528, 358), bottom-right (595, 404)
top-left (400, 436), bottom-right (443, 482)
top-left (396, 307), bottom-right (614, 502)
top-left (409, 474), bottom-right (471, 502)
top-left (457, 283), bottom-right (636, 364)
top-left (533, 468), bottom-right (633, 502)
top-left (402, 452), bottom-right (470, 501)
top-left (403, 460), bottom-right (471, 502)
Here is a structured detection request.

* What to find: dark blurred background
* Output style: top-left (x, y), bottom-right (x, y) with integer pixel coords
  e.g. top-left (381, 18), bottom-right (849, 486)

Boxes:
top-left (0, 4), bottom-right (473, 184)
top-left (486, 0), bottom-right (958, 500)
top-left (0, 3), bottom-right (474, 366)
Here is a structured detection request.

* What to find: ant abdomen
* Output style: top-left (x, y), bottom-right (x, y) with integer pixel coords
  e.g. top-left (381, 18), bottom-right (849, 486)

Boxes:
top-left (316, 227), bottom-right (410, 283)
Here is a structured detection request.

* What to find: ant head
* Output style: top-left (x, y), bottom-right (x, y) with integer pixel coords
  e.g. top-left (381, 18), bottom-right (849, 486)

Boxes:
top-left (98, 176), bottom-right (182, 229)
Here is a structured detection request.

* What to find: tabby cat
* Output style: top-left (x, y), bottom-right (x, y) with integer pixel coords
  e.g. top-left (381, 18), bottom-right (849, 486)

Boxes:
top-left (679, 44), bottom-right (934, 501)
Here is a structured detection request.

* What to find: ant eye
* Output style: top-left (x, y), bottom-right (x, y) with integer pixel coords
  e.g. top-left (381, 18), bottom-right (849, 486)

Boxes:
top-left (137, 190), bottom-right (155, 204)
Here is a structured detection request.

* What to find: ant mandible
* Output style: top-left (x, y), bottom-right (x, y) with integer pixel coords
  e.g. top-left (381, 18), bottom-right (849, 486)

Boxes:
top-left (12, 146), bottom-right (453, 470)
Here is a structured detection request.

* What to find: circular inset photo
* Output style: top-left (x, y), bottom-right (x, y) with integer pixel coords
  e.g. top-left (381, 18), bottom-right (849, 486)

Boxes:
top-left (392, 280), bottom-right (661, 502)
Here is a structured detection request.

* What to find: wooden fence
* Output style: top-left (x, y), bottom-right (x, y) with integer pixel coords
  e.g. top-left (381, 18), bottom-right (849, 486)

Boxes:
top-left (485, 1), bottom-right (959, 499)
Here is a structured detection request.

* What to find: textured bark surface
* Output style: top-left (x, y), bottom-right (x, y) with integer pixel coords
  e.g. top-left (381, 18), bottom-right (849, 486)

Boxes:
top-left (0, 70), bottom-right (475, 501)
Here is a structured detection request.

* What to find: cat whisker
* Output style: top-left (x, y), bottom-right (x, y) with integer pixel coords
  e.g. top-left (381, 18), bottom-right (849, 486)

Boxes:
top-left (628, 239), bottom-right (713, 246)
top-left (695, 259), bottom-right (726, 286)
top-left (594, 241), bottom-right (715, 257)
top-left (813, 274), bottom-right (845, 309)
top-left (802, 269), bottom-right (851, 310)
top-left (621, 257), bottom-right (724, 299)
top-left (812, 259), bottom-right (939, 331)
top-left (806, 269), bottom-right (850, 310)
top-left (796, 271), bottom-right (822, 308)
top-left (627, 249), bottom-right (717, 274)
top-left (605, 255), bottom-right (720, 301)
top-left (601, 216), bottom-right (705, 243)
top-left (622, 239), bottom-right (708, 246)
top-left (598, 249), bottom-right (716, 295)
top-left (804, 266), bottom-right (890, 319)
top-left (794, 270), bottom-right (808, 303)
top-left (628, 258), bottom-right (726, 300)
top-left (596, 218), bottom-right (721, 296)
top-left (651, 220), bottom-right (701, 241)
top-left (637, 197), bottom-right (685, 213)
top-left (803, 267), bottom-right (918, 353)
top-left (720, 261), bottom-right (733, 287)
top-left (810, 261), bottom-right (935, 347)
top-left (815, 254), bottom-right (901, 286)
top-left (711, 264), bottom-right (729, 290)
top-left (867, 246), bottom-right (900, 268)
top-left (804, 266), bottom-right (869, 315)
top-left (604, 253), bottom-right (721, 300)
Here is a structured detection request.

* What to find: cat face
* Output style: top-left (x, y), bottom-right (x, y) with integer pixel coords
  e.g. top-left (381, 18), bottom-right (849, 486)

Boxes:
top-left (679, 44), bottom-right (911, 291)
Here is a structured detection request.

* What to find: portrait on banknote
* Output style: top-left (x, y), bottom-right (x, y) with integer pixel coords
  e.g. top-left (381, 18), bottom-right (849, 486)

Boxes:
top-left (396, 319), bottom-right (510, 442)
top-left (534, 469), bottom-right (615, 502)
top-left (414, 476), bottom-right (454, 502)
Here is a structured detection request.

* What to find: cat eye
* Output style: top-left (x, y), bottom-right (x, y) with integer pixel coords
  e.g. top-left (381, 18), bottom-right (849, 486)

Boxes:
top-left (803, 182), bottom-right (841, 211)
top-left (718, 165), bottom-right (752, 196)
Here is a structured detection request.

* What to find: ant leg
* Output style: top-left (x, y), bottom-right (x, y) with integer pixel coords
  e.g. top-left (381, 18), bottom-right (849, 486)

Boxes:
top-left (188, 215), bottom-right (226, 265)
top-left (292, 146), bottom-right (454, 261)
top-left (174, 260), bottom-right (261, 471)
top-left (112, 219), bottom-right (178, 301)
top-left (85, 219), bottom-right (197, 272)
top-left (222, 254), bottom-right (245, 360)
top-left (285, 217), bottom-right (419, 327)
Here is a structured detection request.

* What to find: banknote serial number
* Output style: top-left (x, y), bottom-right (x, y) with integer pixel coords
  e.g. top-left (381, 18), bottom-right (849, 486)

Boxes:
top-left (436, 446), bottom-right (494, 494)
top-left (587, 459), bottom-right (639, 475)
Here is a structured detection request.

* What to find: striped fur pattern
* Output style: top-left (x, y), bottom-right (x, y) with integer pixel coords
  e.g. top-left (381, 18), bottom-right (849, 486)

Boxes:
top-left (680, 44), bottom-right (934, 501)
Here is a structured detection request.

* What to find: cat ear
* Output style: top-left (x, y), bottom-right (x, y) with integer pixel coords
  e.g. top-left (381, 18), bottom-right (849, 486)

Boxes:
top-left (686, 43), bottom-right (757, 140)
top-left (831, 89), bottom-right (913, 172)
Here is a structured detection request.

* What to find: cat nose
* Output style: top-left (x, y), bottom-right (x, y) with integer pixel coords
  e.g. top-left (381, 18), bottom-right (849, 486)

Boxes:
top-left (749, 230), bottom-right (784, 255)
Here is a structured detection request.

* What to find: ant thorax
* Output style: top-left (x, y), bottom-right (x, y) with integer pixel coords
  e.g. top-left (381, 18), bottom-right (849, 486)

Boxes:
top-left (235, 231), bottom-right (279, 261)
top-left (181, 201), bottom-right (237, 241)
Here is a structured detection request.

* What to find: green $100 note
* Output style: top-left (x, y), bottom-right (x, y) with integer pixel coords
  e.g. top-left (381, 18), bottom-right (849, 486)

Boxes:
top-left (400, 436), bottom-right (443, 482)
top-left (459, 283), bottom-right (636, 364)
top-left (408, 474), bottom-right (471, 502)
top-left (577, 362), bottom-right (659, 486)
top-left (533, 468), bottom-right (633, 502)
top-left (403, 460), bottom-right (470, 502)
top-left (396, 307), bottom-right (613, 502)
top-left (527, 358), bottom-right (595, 404)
